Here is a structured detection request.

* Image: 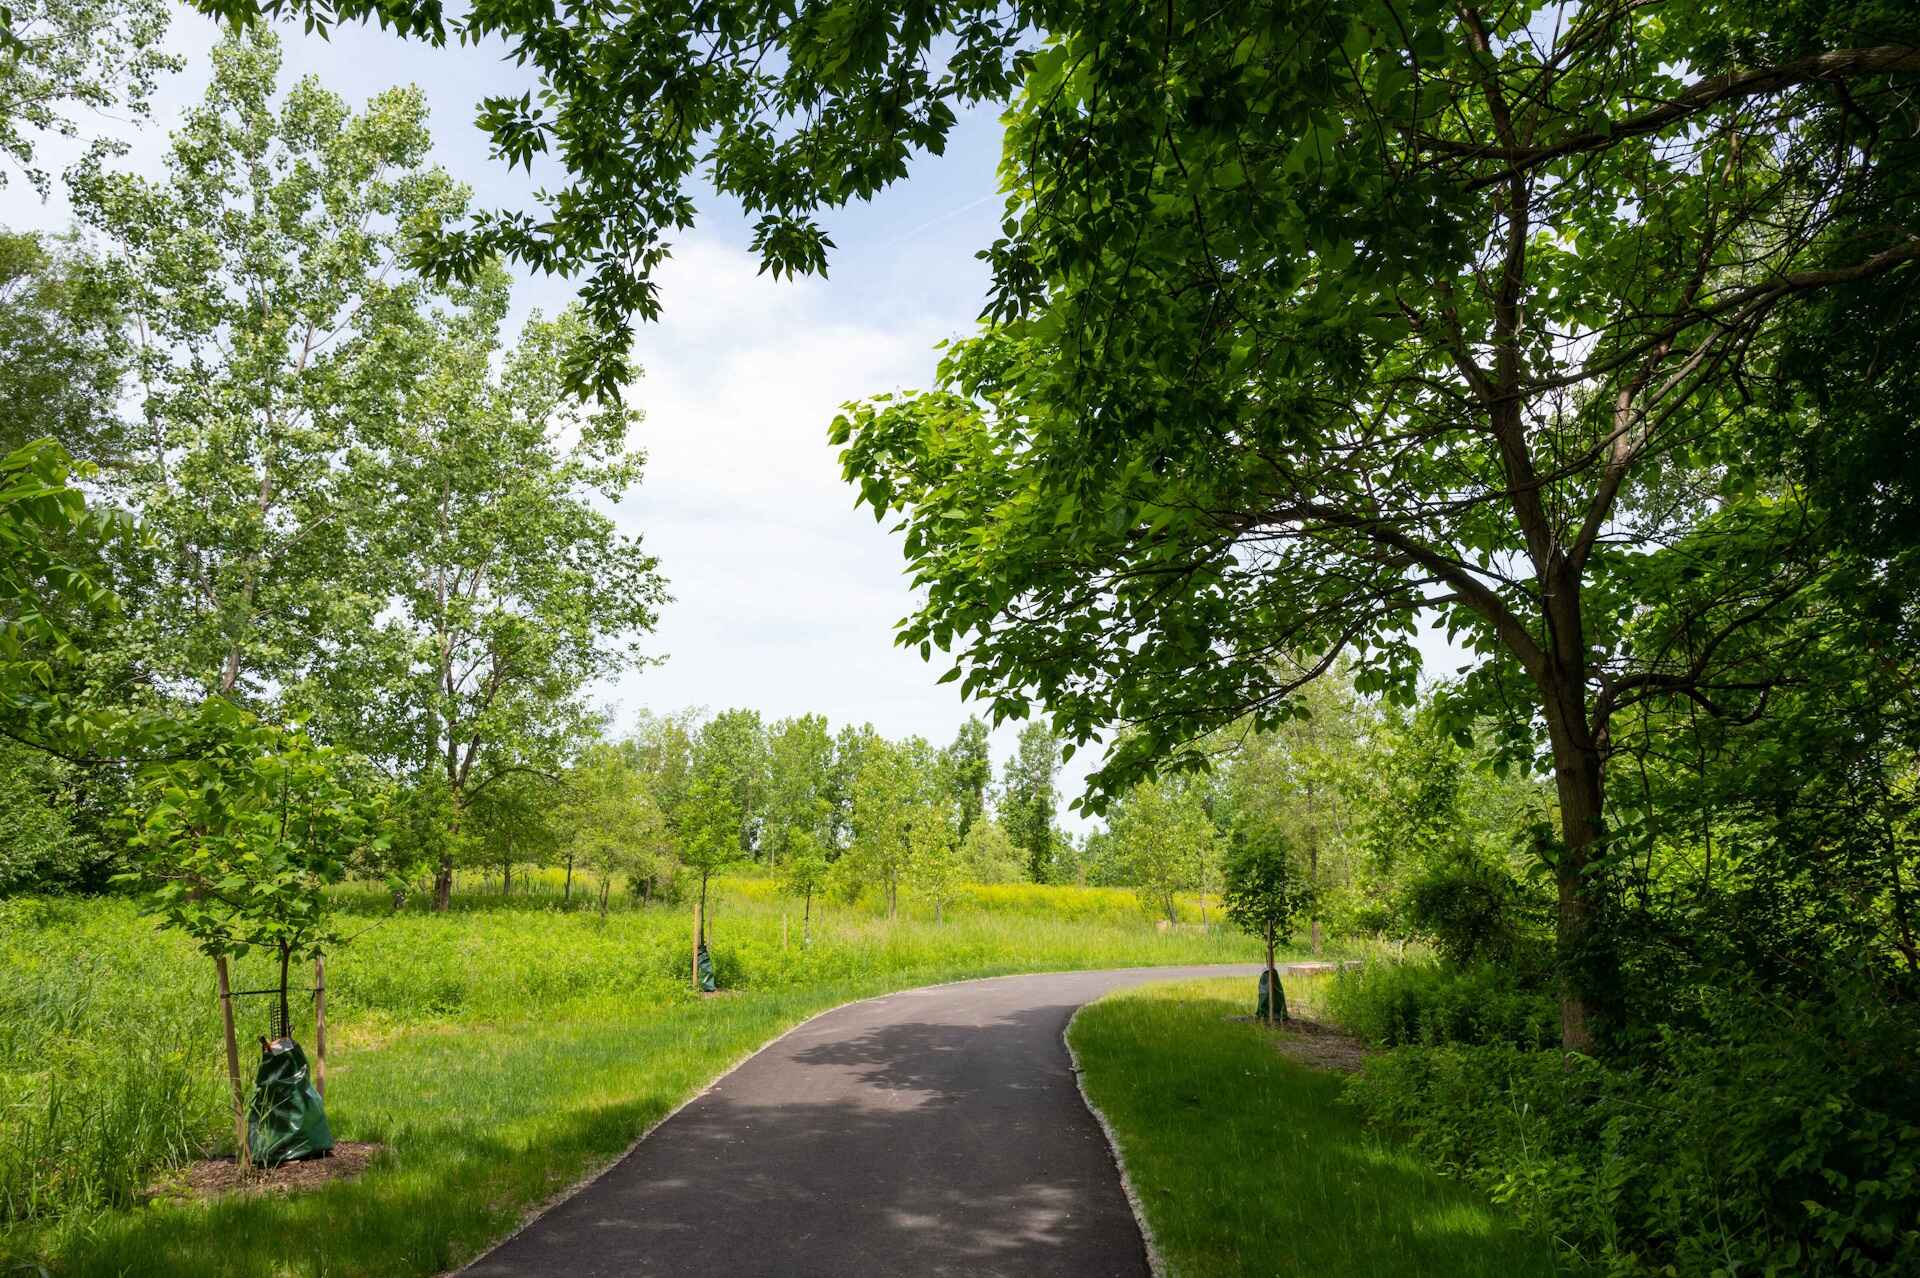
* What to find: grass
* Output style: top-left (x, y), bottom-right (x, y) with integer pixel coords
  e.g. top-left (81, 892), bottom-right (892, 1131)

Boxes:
top-left (0, 883), bottom-right (1273, 1276)
top-left (1066, 977), bottom-right (1577, 1277)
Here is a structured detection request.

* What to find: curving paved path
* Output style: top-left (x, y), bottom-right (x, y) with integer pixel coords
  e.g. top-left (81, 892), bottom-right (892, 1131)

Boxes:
top-left (461, 964), bottom-right (1263, 1278)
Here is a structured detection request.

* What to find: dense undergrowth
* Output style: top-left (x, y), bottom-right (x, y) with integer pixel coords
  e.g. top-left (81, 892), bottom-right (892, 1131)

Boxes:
top-left (1326, 962), bottom-right (1920, 1275)
top-left (0, 879), bottom-right (1265, 1273)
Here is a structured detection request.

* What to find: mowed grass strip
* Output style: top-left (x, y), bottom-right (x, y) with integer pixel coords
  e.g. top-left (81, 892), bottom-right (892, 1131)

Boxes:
top-left (1067, 978), bottom-right (1573, 1278)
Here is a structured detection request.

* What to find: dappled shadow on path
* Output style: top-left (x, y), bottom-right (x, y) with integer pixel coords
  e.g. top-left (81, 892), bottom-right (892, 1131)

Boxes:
top-left (464, 999), bottom-right (1147, 1278)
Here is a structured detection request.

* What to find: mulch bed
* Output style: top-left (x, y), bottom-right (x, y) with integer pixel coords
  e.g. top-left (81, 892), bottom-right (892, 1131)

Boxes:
top-left (1229, 1014), bottom-right (1373, 1074)
top-left (146, 1141), bottom-right (384, 1203)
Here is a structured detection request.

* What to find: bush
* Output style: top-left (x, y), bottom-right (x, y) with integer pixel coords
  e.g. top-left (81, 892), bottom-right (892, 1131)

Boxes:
top-left (1403, 856), bottom-right (1547, 967)
top-left (1345, 982), bottom-right (1920, 1275)
top-left (1324, 960), bottom-right (1558, 1049)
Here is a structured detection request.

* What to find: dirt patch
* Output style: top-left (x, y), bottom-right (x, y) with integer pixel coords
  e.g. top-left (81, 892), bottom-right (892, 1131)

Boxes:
top-left (146, 1141), bottom-right (384, 1202)
top-left (1229, 1014), bottom-right (1373, 1074)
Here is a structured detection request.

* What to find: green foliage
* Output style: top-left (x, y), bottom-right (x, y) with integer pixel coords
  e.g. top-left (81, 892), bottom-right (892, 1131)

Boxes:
top-left (71, 28), bottom-right (468, 704)
top-left (940, 716), bottom-right (992, 839)
top-left (1220, 830), bottom-right (1308, 953)
top-left (0, 741), bottom-right (109, 894)
top-left (0, 0), bottom-right (179, 194)
top-left (763, 714), bottom-right (832, 862)
top-left (1346, 983), bottom-right (1920, 1276)
top-left (560, 743), bottom-right (667, 917)
top-left (0, 438), bottom-right (119, 701)
top-left (1324, 962), bottom-right (1558, 1051)
top-left (956, 816), bottom-right (1022, 884)
top-left (119, 704), bottom-right (374, 961)
top-left (845, 736), bottom-right (916, 914)
top-left (1107, 777), bottom-right (1219, 924)
top-left (0, 232), bottom-right (127, 464)
top-left (999, 719), bottom-right (1060, 882)
top-left (904, 803), bottom-right (960, 922)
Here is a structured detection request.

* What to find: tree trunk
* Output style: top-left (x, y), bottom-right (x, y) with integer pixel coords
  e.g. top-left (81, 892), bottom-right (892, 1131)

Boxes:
top-left (564, 855), bottom-right (574, 902)
top-left (215, 956), bottom-right (249, 1170)
top-left (698, 871), bottom-right (711, 946)
top-left (502, 858), bottom-right (511, 896)
top-left (1542, 669), bottom-right (1615, 1054)
top-left (1309, 844), bottom-right (1322, 955)
top-left (276, 940), bottom-right (291, 1041)
top-left (803, 891), bottom-right (813, 945)
top-left (599, 876), bottom-right (610, 919)
top-left (1265, 930), bottom-right (1282, 1026)
top-left (431, 853), bottom-right (454, 912)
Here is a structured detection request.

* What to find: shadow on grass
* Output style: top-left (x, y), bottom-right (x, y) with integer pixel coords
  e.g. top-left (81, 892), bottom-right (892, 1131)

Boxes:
top-left (1070, 982), bottom-right (1579, 1278)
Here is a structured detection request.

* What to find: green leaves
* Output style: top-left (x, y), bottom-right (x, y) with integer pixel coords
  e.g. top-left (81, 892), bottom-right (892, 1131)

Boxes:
top-left (121, 701), bottom-right (375, 958)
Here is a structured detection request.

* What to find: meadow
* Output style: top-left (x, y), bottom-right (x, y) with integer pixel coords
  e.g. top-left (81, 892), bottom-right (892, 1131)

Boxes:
top-left (0, 876), bottom-right (1266, 1275)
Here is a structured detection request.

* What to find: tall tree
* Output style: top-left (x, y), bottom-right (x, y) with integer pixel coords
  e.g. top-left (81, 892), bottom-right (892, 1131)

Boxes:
top-left (563, 742), bottom-right (667, 918)
top-left (1000, 721), bottom-right (1060, 884)
top-left (345, 295), bottom-right (664, 911)
top-left (676, 766), bottom-right (741, 945)
top-left (695, 709), bottom-right (769, 861)
top-left (848, 737), bottom-right (914, 917)
top-left (1216, 669), bottom-right (1371, 953)
top-left (832, 2), bottom-right (1920, 1051)
top-left (940, 716), bottom-right (993, 839)
top-left (70, 30), bottom-right (466, 707)
top-left (466, 771), bottom-right (564, 898)
top-left (764, 713), bottom-right (833, 863)
top-left (825, 721), bottom-right (879, 854)
top-left (905, 803), bottom-right (961, 923)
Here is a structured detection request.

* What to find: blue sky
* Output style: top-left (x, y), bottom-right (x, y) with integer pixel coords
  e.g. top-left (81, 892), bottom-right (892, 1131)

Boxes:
top-left (5, 9), bottom-right (1469, 826)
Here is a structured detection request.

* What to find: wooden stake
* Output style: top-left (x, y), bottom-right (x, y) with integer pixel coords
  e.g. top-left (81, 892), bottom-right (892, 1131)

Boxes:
top-left (215, 956), bottom-right (249, 1170)
top-left (313, 954), bottom-right (327, 1099)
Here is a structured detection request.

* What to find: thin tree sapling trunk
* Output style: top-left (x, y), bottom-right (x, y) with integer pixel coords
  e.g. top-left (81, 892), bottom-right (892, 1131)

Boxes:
top-left (277, 939), bottom-right (292, 1041)
top-left (215, 956), bottom-right (249, 1170)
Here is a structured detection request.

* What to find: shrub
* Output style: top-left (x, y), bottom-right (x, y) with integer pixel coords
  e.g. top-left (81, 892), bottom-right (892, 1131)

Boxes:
top-left (1345, 982), bottom-right (1920, 1275)
top-left (1324, 960), bottom-right (1558, 1049)
top-left (1403, 855), bottom-right (1547, 967)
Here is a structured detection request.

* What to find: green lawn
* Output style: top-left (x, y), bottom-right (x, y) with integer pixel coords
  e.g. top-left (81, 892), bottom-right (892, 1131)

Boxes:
top-left (1067, 977), bottom-right (1576, 1277)
top-left (1, 884), bottom-right (1273, 1276)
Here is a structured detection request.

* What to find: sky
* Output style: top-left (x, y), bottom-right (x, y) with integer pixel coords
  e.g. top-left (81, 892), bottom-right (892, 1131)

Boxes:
top-left (4, 9), bottom-right (1470, 829)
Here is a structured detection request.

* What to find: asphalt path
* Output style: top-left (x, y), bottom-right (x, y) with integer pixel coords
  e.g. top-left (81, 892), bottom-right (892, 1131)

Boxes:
top-left (461, 963), bottom-right (1263, 1278)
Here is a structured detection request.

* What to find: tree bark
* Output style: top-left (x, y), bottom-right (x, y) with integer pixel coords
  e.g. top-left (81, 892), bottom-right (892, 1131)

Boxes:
top-left (1265, 931), bottom-right (1280, 1027)
top-left (1542, 666), bottom-right (1614, 1055)
top-left (276, 940), bottom-right (291, 1042)
top-left (215, 957), bottom-right (249, 1170)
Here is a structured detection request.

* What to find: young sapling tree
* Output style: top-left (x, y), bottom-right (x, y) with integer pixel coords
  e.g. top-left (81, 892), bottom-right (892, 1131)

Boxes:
top-left (780, 827), bottom-right (831, 945)
top-left (905, 803), bottom-right (961, 923)
top-left (122, 704), bottom-right (376, 1164)
top-left (1222, 829), bottom-right (1309, 1026)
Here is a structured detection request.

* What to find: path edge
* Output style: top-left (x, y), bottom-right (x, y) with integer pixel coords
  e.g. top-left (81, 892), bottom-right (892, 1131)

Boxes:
top-left (449, 963), bottom-right (1246, 1276)
top-left (1064, 1000), bottom-right (1169, 1278)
